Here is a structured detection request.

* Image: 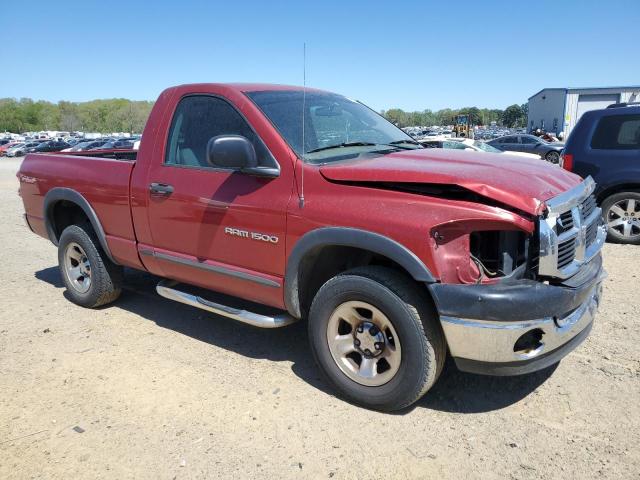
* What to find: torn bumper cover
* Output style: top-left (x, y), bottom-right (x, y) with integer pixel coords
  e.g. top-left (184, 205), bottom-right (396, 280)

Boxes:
top-left (428, 254), bottom-right (605, 376)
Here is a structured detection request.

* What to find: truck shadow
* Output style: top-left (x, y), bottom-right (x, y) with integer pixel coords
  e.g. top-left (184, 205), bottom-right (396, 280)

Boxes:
top-left (413, 360), bottom-right (556, 414)
top-left (36, 266), bottom-right (556, 415)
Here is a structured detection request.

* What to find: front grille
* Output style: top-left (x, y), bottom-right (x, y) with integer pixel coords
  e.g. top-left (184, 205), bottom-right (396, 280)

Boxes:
top-left (557, 238), bottom-right (576, 268)
top-left (586, 221), bottom-right (598, 245)
top-left (581, 194), bottom-right (597, 221)
top-left (557, 210), bottom-right (574, 233)
top-left (537, 177), bottom-right (605, 279)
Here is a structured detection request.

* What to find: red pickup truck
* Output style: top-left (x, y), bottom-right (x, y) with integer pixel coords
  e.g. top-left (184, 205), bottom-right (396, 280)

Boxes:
top-left (18, 83), bottom-right (607, 411)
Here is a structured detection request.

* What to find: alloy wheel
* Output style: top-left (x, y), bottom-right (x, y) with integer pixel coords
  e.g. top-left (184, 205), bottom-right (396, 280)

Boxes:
top-left (607, 198), bottom-right (640, 239)
top-left (547, 151), bottom-right (560, 163)
top-left (63, 242), bottom-right (92, 293)
top-left (326, 300), bottom-right (402, 386)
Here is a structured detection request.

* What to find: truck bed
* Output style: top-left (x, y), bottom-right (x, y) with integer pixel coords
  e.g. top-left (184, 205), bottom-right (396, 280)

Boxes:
top-left (61, 149), bottom-right (138, 161)
top-left (19, 152), bottom-right (140, 268)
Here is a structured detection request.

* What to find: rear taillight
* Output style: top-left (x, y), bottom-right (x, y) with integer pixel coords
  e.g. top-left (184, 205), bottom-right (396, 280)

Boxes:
top-left (560, 153), bottom-right (573, 171)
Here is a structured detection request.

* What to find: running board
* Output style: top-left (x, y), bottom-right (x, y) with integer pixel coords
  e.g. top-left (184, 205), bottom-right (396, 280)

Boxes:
top-left (156, 280), bottom-right (298, 329)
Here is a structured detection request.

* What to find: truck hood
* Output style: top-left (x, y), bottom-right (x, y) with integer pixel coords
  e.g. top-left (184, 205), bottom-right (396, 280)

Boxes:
top-left (319, 149), bottom-right (581, 215)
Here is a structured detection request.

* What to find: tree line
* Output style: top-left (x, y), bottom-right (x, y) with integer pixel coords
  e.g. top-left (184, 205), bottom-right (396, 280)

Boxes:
top-left (0, 98), bottom-right (154, 134)
top-left (1, 96), bottom-right (530, 134)
top-left (381, 104), bottom-right (528, 128)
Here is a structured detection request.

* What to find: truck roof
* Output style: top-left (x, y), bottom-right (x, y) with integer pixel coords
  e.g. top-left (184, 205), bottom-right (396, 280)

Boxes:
top-left (167, 83), bottom-right (329, 95)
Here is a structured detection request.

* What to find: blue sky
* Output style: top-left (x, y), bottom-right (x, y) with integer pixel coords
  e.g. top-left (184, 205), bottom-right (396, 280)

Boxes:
top-left (1, 0), bottom-right (638, 111)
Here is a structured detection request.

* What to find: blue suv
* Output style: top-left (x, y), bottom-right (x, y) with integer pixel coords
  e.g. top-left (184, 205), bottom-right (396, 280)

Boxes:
top-left (562, 104), bottom-right (640, 244)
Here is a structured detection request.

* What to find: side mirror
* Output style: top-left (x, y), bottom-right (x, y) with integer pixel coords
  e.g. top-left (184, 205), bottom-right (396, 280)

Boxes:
top-left (206, 135), bottom-right (280, 178)
top-left (207, 135), bottom-right (257, 170)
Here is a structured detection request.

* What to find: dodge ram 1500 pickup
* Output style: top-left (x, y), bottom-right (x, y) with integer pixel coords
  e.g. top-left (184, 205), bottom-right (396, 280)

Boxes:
top-left (18, 83), bottom-right (607, 411)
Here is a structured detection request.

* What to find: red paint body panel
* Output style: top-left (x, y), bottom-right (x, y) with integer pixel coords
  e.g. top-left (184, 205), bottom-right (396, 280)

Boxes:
top-left (19, 154), bottom-right (140, 266)
top-left (18, 83), bottom-right (581, 312)
top-left (319, 149), bottom-right (582, 216)
top-left (286, 163), bottom-right (534, 284)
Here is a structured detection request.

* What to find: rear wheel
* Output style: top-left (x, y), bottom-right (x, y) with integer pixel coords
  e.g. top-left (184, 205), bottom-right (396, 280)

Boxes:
top-left (308, 266), bottom-right (445, 411)
top-left (602, 192), bottom-right (640, 244)
top-left (545, 151), bottom-right (560, 163)
top-left (58, 224), bottom-right (123, 307)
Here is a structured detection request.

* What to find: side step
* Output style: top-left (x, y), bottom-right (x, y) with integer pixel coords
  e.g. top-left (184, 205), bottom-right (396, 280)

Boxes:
top-left (156, 280), bottom-right (298, 329)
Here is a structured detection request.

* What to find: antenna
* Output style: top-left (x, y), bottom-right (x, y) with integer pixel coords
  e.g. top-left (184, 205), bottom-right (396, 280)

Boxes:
top-left (299, 42), bottom-right (306, 208)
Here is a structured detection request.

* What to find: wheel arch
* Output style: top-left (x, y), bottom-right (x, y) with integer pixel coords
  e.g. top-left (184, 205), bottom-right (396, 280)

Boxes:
top-left (284, 227), bottom-right (436, 319)
top-left (596, 183), bottom-right (640, 203)
top-left (43, 187), bottom-right (117, 264)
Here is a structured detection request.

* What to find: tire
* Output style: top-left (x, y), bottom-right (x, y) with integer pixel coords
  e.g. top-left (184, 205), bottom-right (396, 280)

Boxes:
top-left (545, 151), bottom-right (560, 163)
top-left (308, 266), bottom-right (446, 411)
top-left (58, 224), bottom-right (123, 307)
top-left (601, 192), bottom-right (640, 245)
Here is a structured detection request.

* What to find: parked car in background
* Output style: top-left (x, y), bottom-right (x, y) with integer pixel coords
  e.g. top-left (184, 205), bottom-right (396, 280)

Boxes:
top-left (90, 138), bottom-right (135, 150)
top-left (421, 138), bottom-right (542, 160)
top-left (21, 141), bottom-right (46, 155)
top-left (488, 134), bottom-right (564, 163)
top-left (5, 143), bottom-right (26, 157)
top-left (63, 140), bottom-right (110, 152)
top-left (63, 141), bottom-right (95, 152)
top-left (33, 140), bottom-right (71, 153)
top-left (561, 104), bottom-right (640, 244)
top-left (0, 142), bottom-right (21, 156)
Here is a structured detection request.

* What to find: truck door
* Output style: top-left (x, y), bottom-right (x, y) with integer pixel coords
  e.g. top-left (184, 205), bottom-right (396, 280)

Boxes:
top-left (142, 94), bottom-right (293, 307)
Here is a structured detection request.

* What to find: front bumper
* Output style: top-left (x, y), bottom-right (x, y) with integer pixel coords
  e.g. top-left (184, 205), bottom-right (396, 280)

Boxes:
top-left (429, 254), bottom-right (605, 376)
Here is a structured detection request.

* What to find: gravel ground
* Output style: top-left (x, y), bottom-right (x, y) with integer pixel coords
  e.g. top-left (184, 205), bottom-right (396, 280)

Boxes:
top-left (0, 156), bottom-right (638, 480)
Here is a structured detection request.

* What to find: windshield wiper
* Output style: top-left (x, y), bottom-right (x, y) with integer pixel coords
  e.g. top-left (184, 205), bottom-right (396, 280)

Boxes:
top-left (306, 140), bottom-right (422, 154)
top-left (388, 139), bottom-right (420, 146)
top-left (306, 142), bottom-right (378, 154)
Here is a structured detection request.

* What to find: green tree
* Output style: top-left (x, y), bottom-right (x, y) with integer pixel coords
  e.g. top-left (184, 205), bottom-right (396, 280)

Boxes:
top-left (502, 104), bottom-right (526, 128)
top-left (381, 105), bottom-right (512, 128)
top-left (383, 108), bottom-right (409, 127)
top-left (458, 107), bottom-right (482, 126)
top-left (435, 108), bottom-right (454, 126)
top-left (0, 97), bottom-right (154, 134)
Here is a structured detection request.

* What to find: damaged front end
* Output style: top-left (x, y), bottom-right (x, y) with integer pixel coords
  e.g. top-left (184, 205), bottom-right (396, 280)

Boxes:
top-left (427, 177), bottom-right (606, 375)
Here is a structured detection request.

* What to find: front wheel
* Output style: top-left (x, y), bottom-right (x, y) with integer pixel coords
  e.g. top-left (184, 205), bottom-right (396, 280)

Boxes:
top-left (58, 224), bottom-right (123, 307)
top-left (308, 266), bottom-right (446, 411)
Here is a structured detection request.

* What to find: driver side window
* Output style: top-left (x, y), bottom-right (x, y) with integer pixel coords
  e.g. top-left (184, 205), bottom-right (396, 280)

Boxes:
top-left (165, 95), bottom-right (276, 168)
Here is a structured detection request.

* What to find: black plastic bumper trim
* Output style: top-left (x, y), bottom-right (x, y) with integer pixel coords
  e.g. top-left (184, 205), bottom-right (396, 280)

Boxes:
top-left (149, 250), bottom-right (280, 288)
top-left (428, 254), bottom-right (603, 322)
top-left (23, 214), bottom-right (34, 233)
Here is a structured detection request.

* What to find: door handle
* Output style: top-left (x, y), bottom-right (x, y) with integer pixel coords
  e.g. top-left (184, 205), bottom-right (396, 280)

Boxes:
top-left (149, 182), bottom-right (174, 196)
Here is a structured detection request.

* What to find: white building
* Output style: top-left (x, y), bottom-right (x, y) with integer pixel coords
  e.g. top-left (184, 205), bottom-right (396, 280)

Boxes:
top-left (527, 86), bottom-right (640, 137)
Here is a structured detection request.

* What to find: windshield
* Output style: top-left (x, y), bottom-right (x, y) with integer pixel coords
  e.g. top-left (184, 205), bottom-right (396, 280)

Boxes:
top-left (246, 90), bottom-right (420, 163)
top-left (472, 141), bottom-right (502, 153)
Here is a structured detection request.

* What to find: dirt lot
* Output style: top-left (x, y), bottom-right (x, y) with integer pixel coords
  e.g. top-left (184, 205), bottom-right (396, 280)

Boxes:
top-left (0, 156), bottom-right (638, 480)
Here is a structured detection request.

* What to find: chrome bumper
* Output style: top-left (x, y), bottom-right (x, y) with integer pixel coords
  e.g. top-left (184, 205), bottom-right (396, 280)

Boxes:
top-left (440, 274), bottom-right (604, 366)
